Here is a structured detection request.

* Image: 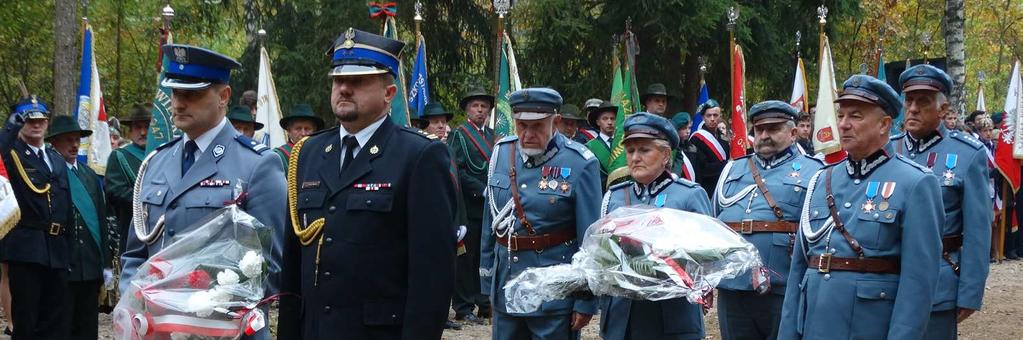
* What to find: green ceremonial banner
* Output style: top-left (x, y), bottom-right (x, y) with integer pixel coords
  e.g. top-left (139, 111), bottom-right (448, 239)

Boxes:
top-left (605, 52), bottom-right (638, 186)
top-left (493, 33), bottom-right (518, 137)
top-left (383, 17), bottom-right (411, 127)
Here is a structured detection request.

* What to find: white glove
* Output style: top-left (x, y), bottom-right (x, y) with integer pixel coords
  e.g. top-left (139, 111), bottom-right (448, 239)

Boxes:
top-left (103, 268), bottom-right (115, 290)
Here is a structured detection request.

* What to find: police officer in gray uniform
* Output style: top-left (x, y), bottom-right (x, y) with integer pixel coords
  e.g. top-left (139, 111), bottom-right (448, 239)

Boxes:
top-left (600, 112), bottom-right (711, 340)
top-left (119, 44), bottom-right (287, 339)
top-left (481, 88), bottom-right (601, 340)
top-left (889, 64), bottom-right (992, 339)
top-left (778, 75), bottom-right (943, 339)
top-left (714, 101), bottom-right (824, 340)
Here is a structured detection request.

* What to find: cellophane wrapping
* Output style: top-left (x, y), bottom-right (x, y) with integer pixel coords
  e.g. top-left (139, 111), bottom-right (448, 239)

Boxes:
top-left (113, 205), bottom-right (271, 340)
top-left (505, 206), bottom-right (762, 313)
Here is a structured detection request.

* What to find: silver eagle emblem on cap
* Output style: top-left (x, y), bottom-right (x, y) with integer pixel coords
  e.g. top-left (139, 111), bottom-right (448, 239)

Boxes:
top-left (174, 47), bottom-right (188, 64)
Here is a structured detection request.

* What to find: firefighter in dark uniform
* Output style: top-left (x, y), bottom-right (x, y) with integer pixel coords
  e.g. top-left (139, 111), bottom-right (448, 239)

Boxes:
top-left (0, 96), bottom-right (73, 339)
top-left (278, 28), bottom-right (457, 339)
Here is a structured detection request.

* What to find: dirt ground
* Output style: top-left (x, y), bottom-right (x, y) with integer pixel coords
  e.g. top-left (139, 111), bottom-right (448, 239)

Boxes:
top-left (2, 260), bottom-right (1021, 339)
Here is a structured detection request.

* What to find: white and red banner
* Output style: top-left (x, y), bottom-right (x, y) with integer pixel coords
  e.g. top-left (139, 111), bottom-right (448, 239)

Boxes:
top-left (789, 57), bottom-right (810, 113)
top-left (813, 36), bottom-right (846, 164)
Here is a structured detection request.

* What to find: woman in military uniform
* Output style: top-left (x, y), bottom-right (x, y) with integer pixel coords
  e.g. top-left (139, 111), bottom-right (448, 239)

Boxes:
top-left (599, 112), bottom-right (711, 340)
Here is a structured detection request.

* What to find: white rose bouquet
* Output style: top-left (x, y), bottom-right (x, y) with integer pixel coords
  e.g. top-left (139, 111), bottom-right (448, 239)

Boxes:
top-left (113, 206), bottom-right (271, 340)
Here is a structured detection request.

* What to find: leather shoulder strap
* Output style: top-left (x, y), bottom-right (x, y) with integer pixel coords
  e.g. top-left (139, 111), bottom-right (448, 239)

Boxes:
top-left (507, 143), bottom-right (535, 235)
top-left (825, 167), bottom-right (865, 258)
top-left (747, 157), bottom-right (785, 220)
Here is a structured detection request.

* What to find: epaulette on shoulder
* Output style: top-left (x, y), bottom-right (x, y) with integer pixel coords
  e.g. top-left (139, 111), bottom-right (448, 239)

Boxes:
top-left (496, 135), bottom-right (518, 145)
top-left (608, 181), bottom-right (631, 191)
top-left (399, 127), bottom-right (438, 141)
top-left (235, 134), bottom-right (270, 154)
top-left (947, 131), bottom-right (984, 150)
top-left (673, 177), bottom-right (698, 188)
top-left (894, 154), bottom-right (933, 173)
top-left (563, 139), bottom-right (595, 160)
top-left (799, 154), bottom-right (825, 165)
top-left (154, 136), bottom-right (182, 151)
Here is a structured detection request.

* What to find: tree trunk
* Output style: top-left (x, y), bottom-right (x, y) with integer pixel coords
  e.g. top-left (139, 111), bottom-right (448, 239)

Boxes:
top-left (53, 0), bottom-right (78, 115)
top-left (943, 0), bottom-right (966, 117)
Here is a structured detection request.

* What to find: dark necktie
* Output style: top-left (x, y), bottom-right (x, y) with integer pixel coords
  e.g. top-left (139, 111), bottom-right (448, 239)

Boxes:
top-left (182, 140), bottom-right (198, 174)
top-left (341, 136), bottom-right (358, 173)
top-left (36, 149), bottom-right (50, 171)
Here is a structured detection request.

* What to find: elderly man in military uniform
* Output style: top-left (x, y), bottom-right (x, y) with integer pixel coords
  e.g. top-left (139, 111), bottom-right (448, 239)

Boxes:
top-left (713, 101), bottom-right (824, 340)
top-left (556, 104), bottom-right (592, 145)
top-left (47, 115), bottom-right (109, 340)
top-left (277, 28), bottom-right (456, 339)
top-left (0, 96), bottom-right (73, 339)
top-left (105, 103), bottom-right (151, 252)
top-left (689, 99), bottom-right (730, 195)
top-left (481, 87), bottom-right (601, 340)
top-left (119, 44), bottom-right (287, 339)
top-left (888, 64), bottom-right (992, 339)
top-left (273, 103), bottom-right (324, 170)
top-left (228, 104), bottom-right (263, 138)
top-left (778, 75), bottom-right (943, 339)
top-left (447, 87), bottom-right (497, 323)
top-left (641, 83), bottom-right (673, 118)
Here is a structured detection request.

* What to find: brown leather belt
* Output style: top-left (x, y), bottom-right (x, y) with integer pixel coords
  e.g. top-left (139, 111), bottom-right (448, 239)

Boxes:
top-left (725, 220), bottom-right (797, 234)
top-left (808, 254), bottom-right (900, 274)
top-left (497, 229), bottom-right (576, 251)
top-left (942, 235), bottom-right (963, 275)
top-left (942, 235), bottom-right (963, 252)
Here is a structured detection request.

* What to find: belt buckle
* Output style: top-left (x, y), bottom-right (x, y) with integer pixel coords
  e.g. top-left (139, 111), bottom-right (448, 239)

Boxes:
top-left (48, 223), bottom-right (60, 236)
top-left (507, 235), bottom-right (519, 252)
top-left (740, 220), bottom-right (754, 234)
top-left (818, 253), bottom-right (832, 273)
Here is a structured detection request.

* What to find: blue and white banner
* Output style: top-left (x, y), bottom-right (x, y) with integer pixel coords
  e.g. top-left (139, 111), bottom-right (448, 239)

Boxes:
top-left (408, 36), bottom-right (431, 119)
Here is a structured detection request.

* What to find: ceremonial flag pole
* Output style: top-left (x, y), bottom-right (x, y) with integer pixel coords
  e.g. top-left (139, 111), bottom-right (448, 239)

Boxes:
top-left (603, 23), bottom-right (641, 186)
top-left (145, 5), bottom-right (178, 154)
top-left (977, 71), bottom-right (987, 112)
top-left (789, 31), bottom-right (809, 113)
top-left (254, 29), bottom-right (286, 148)
top-left (408, 2), bottom-right (431, 119)
top-left (812, 5), bottom-right (846, 164)
top-left (726, 7), bottom-right (748, 159)
top-left (994, 59), bottom-right (1022, 261)
top-left (75, 18), bottom-right (112, 175)
top-left (691, 57), bottom-right (710, 133)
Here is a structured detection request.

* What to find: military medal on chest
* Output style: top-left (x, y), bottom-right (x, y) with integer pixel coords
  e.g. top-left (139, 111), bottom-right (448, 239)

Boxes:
top-left (862, 181), bottom-right (879, 213)
top-left (878, 181), bottom-right (896, 211)
top-left (789, 162), bottom-right (802, 178)
top-left (942, 154), bottom-right (958, 186)
top-left (547, 166), bottom-right (560, 192)
top-left (925, 152), bottom-right (938, 169)
top-left (559, 167), bottom-right (571, 193)
top-left (539, 166), bottom-right (551, 191)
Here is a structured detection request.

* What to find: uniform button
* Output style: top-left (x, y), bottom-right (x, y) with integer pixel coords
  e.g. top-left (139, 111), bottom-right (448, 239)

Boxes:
top-left (324, 305), bottom-right (331, 313)
top-left (830, 248), bottom-right (837, 253)
top-left (79, 240), bottom-right (84, 244)
top-left (823, 274), bottom-right (831, 280)
top-left (365, 200), bottom-right (372, 206)
top-left (324, 271), bottom-right (331, 278)
top-left (167, 229), bottom-right (175, 237)
top-left (169, 202), bottom-right (178, 209)
top-left (794, 187), bottom-right (801, 192)
top-left (745, 209), bottom-right (752, 214)
top-left (873, 213), bottom-right (880, 219)
top-left (812, 210), bottom-right (819, 217)
top-left (909, 153), bottom-right (916, 158)
top-left (328, 206), bottom-right (336, 213)
top-left (853, 179), bottom-right (861, 185)
top-left (521, 184), bottom-right (527, 189)
top-left (325, 237), bottom-right (333, 244)
top-left (843, 202), bottom-right (851, 208)
top-left (766, 166), bottom-right (772, 170)
top-left (392, 314), bottom-right (398, 319)
top-left (512, 256), bottom-right (519, 263)
top-left (304, 197), bottom-right (309, 203)
top-left (879, 291), bottom-right (887, 298)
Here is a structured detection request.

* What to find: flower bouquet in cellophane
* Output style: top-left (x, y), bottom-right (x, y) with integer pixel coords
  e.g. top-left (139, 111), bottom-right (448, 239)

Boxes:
top-left (504, 206), bottom-right (763, 314)
top-left (113, 205), bottom-right (271, 340)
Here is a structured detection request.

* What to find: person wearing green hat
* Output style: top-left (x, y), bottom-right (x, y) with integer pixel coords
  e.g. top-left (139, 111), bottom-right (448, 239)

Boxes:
top-left (585, 102), bottom-right (619, 188)
top-left (556, 104), bottom-right (593, 144)
top-left (641, 83), bottom-right (674, 118)
top-left (273, 104), bottom-right (325, 169)
top-left (46, 115), bottom-right (109, 340)
top-left (105, 103), bottom-right (152, 253)
top-left (415, 102), bottom-right (454, 141)
top-left (227, 104), bottom-right (263, 138)
top-left (448, 87), bottom-right (496, 324)
top-left (670, 112), bottom-right (696, 182)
